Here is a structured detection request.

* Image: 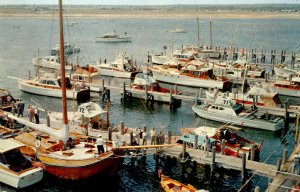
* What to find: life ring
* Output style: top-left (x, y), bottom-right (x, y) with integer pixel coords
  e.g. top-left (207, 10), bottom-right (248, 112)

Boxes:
top-left (178, 152), bottom-right (191, 162)
top-left (35, 140), bottom-right (41, 148)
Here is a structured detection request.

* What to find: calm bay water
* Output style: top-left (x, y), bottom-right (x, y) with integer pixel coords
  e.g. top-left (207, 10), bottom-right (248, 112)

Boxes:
top-left (0, 17), bottom-right (300, 191)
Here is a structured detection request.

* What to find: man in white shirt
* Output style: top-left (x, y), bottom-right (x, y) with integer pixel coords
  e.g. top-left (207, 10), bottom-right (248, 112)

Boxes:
top-left (149, 128), bottom-right (156, 145)
top-left (96, 134), bottom-right (104, 154)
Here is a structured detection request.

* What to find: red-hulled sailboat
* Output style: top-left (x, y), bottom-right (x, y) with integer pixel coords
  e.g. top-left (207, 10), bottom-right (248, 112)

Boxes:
top-left (7, 0), bottom-right (122, 180)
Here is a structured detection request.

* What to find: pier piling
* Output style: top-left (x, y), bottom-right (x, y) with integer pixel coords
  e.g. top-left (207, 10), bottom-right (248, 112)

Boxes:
top-left (282, 148), bottom-right (288, 164)
top-left (276, 158), bottom-right (282, 175)
top-left (121, 121), bottom-right (124, 135)
top-left (241, 153), bottom-right (247, 183)
top-left (251, 144), bottom-right (255, 161)
top-left (194, 134), bottom-right (198, 149)
top-left (168, 130), bottom-right (172, 144)
top-left (211, 146), bottom-right (216, 173)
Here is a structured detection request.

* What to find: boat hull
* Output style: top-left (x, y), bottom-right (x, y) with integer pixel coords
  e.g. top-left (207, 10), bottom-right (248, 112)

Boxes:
top-left (37, 152), bottom-right (122, 180)
top-left (192, 105), bottom-right (283, 132)
top-left (152, 70), bottom-right (230, 90)
top-left (95, 37), bottom-right (132, 42)
top-left (99, 69), bottom-right (138, 79)
top-left (18, 79), bottom-right (90, 101)
top-left (0, 167), bottom-right (43, 189)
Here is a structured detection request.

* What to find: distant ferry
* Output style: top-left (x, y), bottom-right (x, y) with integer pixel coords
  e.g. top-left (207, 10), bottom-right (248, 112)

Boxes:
top-left (95, 32), bottom-right (132, 42)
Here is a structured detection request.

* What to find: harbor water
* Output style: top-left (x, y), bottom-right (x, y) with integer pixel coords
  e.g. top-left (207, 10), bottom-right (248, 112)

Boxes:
top-left (0, 17), bottom-right (299, 191)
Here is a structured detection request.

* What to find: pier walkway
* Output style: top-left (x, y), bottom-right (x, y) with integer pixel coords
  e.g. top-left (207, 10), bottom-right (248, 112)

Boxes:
top-left (160, 145), bottom-right (277, 178)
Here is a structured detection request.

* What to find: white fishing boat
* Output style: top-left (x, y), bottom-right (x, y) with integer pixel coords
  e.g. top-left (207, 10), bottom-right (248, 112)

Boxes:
top-left (121, 73), bottom-right (182, 103)
top-left (32, 56), bottom-right (73, 72)
top-left (0, 139), bottom-right (43, 188)
top-left (70, 65), bottom-right (102, 92)
top-left (192, 95), bottom-right (284, 132)
top-left (271, 73), bottom-right (300, 97)
top-left (50, 42), bottom-right (80, 56)
top-left (47, 101), bottom-right (110, 135)
top-left (95, 53), bottom-right (140, 79)
top-left (16, 72), bottom-right (90, 101)
top-left (206, 84), bottom-right (281, 108)
top-left (149, 62), bottom-right (231, 90)
top-left (95, 32), bottom-right (132, 43)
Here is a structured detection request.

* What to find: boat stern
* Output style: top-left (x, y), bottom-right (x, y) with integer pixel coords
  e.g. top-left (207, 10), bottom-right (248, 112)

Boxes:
top-left (17, 167), bottom-right (43, 188)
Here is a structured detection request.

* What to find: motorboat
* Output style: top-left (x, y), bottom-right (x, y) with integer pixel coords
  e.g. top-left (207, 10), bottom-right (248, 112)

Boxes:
top-left (121, 72), bottom-right (182, 104)
top-left (16, 72), bottom-right (90, 102)
top-left (270, 73), bottom-right (300, 97)
top-left (192, 95), bottom-right (284, 132)
top-left (149, 62), bottom-right (231, 90)
top-left (32, 56), bottom-right (73, 72)
top-left (50, 42), bottom-right (80, 56)
top-left (176, 125), bottom-right (263, 160)
top-left (70, 65), bottom-right (102, 92)
top-left (206, 84), bottom-right (281, 108)
top-left (95, 53), bottom-right (140, 79)
top-left (0, 139), bottom-right (43, 188)
top-left (95, 32), bottom-right (132, 43)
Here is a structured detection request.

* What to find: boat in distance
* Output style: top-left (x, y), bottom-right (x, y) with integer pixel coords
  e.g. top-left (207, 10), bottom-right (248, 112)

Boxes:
top-left (95, 32), bottom-right (132, 42)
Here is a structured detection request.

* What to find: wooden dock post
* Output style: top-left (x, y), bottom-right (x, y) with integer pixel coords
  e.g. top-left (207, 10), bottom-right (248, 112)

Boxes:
top-left (108, 127), bottom-right (112, 141)
top-left (241, 153), bottom-right (247, 182)
top-left (221, 139), bottom-right (225, 155)
top-left (282, 148), bottom-right (288, 164)
top-left (194, 134), bottom-right (198, 149)
top-left (182, 141), bottom-right (187, 162)
top-left (169, 87), bottom-right (173, 108)
top-left (284, 101), bottom-right (290, 130)
top-left (199, 88), bottom-right (203, 98)
top-left (293, 156), bottom-right (300, 174)
top-left (276, 158), bottom-right (282, 174)
top-left (143, 125), bottom-right (147, 145)
top-left (120, 121), bottom-right (124, 135)
top-left (123, 82), bottom-right (126, 101)
top-left (168, 130), bottom-right (172, 144)
top-left (101, 79), bottom-right (105, 93)
top-left (211, 146), bottom-right (216, 172)
top-left (45, 107), bottom-right (50, 127)
top-left (195, 90), bottom-right (199, 105)
top-left (250, 144), bottom-right (255, 161)
top-left (130, 132), bottom-right (133, 146)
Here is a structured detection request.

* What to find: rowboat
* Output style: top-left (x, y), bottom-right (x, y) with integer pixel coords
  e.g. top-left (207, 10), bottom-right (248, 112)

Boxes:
top-left (159, 169), bottom-right (199, 192)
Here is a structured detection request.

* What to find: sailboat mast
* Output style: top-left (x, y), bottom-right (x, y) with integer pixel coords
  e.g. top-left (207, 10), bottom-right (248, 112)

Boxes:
top-left (58, 0), bottom-right (69, 141)
top-left (209, 19), bottom-right (212, 49)
top-left (197, 17), bottom-right (200, 47)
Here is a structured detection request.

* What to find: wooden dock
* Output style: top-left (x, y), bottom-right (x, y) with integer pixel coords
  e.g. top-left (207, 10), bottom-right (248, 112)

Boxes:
top-left (266, 144), bottom-right (300, 191)
top-left (160, 145), bottom-right (277, 178)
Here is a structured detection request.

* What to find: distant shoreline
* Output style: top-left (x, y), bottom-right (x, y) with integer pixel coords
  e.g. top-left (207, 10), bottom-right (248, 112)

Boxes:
top-left (0, 9), bottom-right (299, 19)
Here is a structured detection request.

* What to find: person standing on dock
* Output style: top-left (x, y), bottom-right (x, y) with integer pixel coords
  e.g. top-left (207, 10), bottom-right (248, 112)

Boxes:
top-left (27, 105), bottom-right (35, 123)
top-left (203, 135), bottom-right (210, 157)
top-left (149, 128), bottom-right (156, 145)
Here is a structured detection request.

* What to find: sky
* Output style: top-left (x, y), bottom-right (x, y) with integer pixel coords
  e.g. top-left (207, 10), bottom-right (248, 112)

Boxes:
top-left (0, 0), bottom-right (298, 5)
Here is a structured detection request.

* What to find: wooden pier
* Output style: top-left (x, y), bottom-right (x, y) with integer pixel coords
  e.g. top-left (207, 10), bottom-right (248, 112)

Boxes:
top-left (160, 145), bottom-right (277, 178)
